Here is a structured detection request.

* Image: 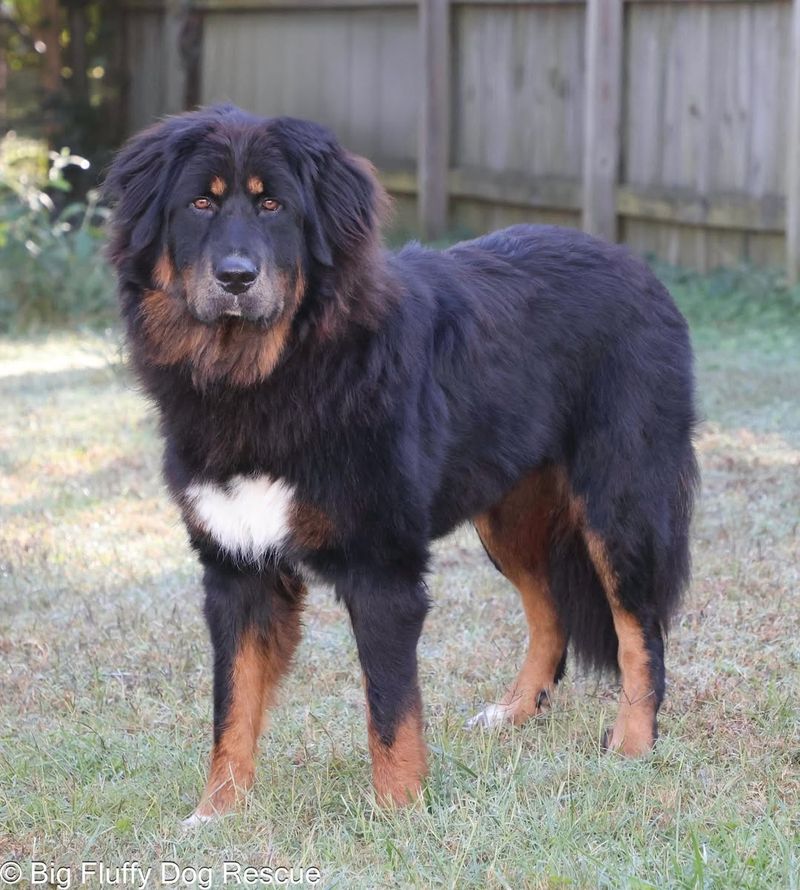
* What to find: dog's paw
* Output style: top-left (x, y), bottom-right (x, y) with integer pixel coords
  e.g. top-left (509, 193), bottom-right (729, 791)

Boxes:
top-left (601, 723), bottom-right (656, 757)
top-left (181, 811), bottom-right (216, 829)
top-left (465, 703), bottom-right (513, 729)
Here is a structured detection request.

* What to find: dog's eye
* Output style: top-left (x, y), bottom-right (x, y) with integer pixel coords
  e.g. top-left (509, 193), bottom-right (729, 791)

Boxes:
top-left (260, 198), bottom-right (281, 213)
top-left (191, 197), bottom-right (213, 211)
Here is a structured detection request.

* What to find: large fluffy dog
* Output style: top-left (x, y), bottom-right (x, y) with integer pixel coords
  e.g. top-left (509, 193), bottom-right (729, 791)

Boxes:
top-left (106, 105), bottom-right (697, 823)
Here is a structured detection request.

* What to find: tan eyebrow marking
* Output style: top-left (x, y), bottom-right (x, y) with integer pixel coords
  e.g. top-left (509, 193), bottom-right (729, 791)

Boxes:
top-left (210, 176), bottom-right (226, 197)
top-left (247, 175), bottom-right (264, 196)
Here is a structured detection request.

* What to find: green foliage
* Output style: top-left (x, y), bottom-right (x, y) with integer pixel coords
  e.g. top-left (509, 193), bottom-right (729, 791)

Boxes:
top-left (0, 134), bottom-right (113, 332)
top-left (653, 260), bottom-right (800, 332)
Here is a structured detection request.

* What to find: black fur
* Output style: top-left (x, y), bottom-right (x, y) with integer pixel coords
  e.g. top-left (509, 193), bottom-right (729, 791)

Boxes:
top-left (106, 106), bottom-right (697, 773)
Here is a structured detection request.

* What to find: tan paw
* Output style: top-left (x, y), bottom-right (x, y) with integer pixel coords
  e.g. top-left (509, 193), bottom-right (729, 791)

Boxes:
top-left (466, 702), bottom-right (516, 729)
top-left (466, 690), bottom-right (551, 729)
top-left (181, 810), bottom-right (217, 829)
top-left (601, 722), bottom-right (656, 756)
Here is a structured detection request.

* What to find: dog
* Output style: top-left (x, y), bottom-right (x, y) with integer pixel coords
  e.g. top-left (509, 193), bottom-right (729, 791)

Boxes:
top-left (105, 105), bottom-right (697, 823)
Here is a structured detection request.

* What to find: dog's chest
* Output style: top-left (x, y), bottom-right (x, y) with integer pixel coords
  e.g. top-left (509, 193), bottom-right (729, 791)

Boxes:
top-left (185, 474), bottom-right (297, 560)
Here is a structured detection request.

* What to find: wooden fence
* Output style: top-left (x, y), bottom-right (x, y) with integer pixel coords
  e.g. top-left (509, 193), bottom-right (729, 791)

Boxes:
top-left (122, 0), bottom-right (799, 277)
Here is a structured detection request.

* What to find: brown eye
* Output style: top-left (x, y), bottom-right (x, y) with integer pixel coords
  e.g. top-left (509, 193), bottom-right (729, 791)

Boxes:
top-left (192, 197), bottom-right (212, 211)
top-left (260, 198), bottom-right (281, 213)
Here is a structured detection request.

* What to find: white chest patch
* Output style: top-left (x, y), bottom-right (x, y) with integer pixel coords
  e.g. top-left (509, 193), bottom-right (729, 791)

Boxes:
top-left (185, 474), bottom-right (295, 561)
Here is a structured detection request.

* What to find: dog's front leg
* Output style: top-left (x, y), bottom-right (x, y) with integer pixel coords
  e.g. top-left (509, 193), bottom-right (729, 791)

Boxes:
top-left (186, 560), bottom-right (306, 824)
top-left (340, 572), bottom-right (430, 806)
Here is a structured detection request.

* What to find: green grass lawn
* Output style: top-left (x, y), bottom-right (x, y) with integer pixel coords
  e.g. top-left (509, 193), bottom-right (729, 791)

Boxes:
top-left (1, 271), bottom-right (798, 888)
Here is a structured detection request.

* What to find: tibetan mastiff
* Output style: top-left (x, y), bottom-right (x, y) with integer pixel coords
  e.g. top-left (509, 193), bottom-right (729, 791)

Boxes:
top-left (106, 105), bottom-right (697, 823)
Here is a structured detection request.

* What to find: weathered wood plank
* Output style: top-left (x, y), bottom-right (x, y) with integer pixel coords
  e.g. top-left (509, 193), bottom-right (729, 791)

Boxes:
top-left (617, 185), bottom-right (785, 233)
top-left (418, 0), bottom-right (451, 238)
top-left (379, 167), bottom-right (418, 194)
top-left (449, 168), bottom-right (583, 209)
top-left (787, 0), bottom-right (800, 280)
top-left (192, 0), bottom-right (415, 9)
top-left (582, 0), bottom-right (623, 240)
top-left (124, 10), bottom-right (167, 131)
top-left (748, 4), bottom-right (790, 198)
top-left (381, 166), bottom-right (583, 211)
top-left (123, 0), bottom-right (166, 9)
top-left (452, 4), bottom-right (585, 180)
top-left (382, 165), bottom-right (786, 233)
top-left (377, 9), bottom-right (421, 162)
top-left (624, 0), bottom-right (785, 4)
top-left (162, 0), bottom-right (187, 114)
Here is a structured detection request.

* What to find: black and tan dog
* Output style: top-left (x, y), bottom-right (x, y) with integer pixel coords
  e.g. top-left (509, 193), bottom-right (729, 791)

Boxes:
top-left (105, 105), bottom-right (697, 823)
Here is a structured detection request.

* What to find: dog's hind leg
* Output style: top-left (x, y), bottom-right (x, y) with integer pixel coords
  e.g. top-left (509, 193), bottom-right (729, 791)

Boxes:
top-left (468, 468), bottom-right (568, 728)
top-left (185, 562), bottom-right (305, 825)
top-left (582, 528), bottom-right (664, 756)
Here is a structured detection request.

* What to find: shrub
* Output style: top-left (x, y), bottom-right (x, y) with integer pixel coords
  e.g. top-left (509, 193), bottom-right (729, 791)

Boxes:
top-left (652, 259), bottom-right (800, 332)
top-left (0, 133), bottom-right (114, 332)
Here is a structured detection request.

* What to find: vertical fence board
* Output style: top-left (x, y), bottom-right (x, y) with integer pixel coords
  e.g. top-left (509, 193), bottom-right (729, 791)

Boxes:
top-left (163, 0), bottom-right (187, 113)
top-left (787, 0), bottom-right (800, 281)
top-left (418, 0), bottom-right (450, 239)
top-left (623, 0), bottom-right (789, 272)
top-left (749, 5), bottom-right (788, 199)
top-left (453, 4), bottom-right (585, 180)
top-left (201, 8), bottom-right (418, 163)
top-left (125, 9), bottom-right (167, 133)
top-left (582, 0), bottom-right (623, 240)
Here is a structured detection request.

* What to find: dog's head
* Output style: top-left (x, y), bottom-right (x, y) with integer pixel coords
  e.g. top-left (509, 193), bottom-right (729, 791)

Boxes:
top-left (105, 106), bottom-right (387, 385)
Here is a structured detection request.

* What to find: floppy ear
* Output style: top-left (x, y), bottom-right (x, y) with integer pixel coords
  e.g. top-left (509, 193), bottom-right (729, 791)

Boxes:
top-left (104, 112), bottom-right (214, 267)
top-left (274, 119), bottom-right (386, 267)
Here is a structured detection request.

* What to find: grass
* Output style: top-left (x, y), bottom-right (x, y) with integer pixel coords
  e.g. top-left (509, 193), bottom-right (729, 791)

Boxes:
top-left (1, 269), bottom-right (799, 889)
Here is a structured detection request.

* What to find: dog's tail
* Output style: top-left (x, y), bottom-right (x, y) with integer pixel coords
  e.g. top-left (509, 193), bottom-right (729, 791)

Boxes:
top-left (548, 452), bottom-right (698, 674)
top-left (548, 528), bottom-right (618, 673)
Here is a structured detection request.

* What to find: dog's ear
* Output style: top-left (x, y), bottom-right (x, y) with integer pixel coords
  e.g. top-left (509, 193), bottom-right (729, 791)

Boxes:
top-left (273, 119), bottom-right (387, 267)
top-left (104, 112), bottom-right (214, 267)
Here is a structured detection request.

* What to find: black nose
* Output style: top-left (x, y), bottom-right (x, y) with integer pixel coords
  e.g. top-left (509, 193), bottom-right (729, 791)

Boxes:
top-left (215, 256), bottom-right (258, 294)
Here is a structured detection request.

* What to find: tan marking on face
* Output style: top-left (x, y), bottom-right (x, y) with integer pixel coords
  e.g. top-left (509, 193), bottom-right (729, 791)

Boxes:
top-left (140, 288), bottom-right (294, 389)
top-left (210, 176), bottom-right (226, 197)
top-left (367, 696), bottom-right (427, 807)
top-left (153, 251), bottom-right (175, 289)
top-left (583, 529), bottom-right (656, 756)
top-left (247, 175), bottom-right (264, 195)
top-left (193, 591), bottom-right (305, 819)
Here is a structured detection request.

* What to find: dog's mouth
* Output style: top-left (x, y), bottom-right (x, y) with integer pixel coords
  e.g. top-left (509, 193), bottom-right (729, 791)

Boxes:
top-left (184, 282), bottom-right (285, 327)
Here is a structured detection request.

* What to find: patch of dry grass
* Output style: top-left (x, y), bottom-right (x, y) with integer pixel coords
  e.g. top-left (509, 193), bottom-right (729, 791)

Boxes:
top-left (1, 315), bottom-right (798, 888)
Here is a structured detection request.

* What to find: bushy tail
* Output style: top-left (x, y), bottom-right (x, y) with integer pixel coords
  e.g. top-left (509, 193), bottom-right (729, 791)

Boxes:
top-left (549, 528), bottom-right (618, 673)
top-left (653, 447), bottom-right (700, 627)
top-left (548, 449), bottom-right (698, 675)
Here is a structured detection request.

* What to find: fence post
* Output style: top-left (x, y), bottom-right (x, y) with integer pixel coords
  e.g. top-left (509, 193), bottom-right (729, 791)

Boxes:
top-left (582, 0), bottom-right (623, 242)
top-left (418, 0), bottom-right (450, 240)
top-left (787, 0), bottom-right (800, 283)
top-left (164, 0), bottom-right (187, 113)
